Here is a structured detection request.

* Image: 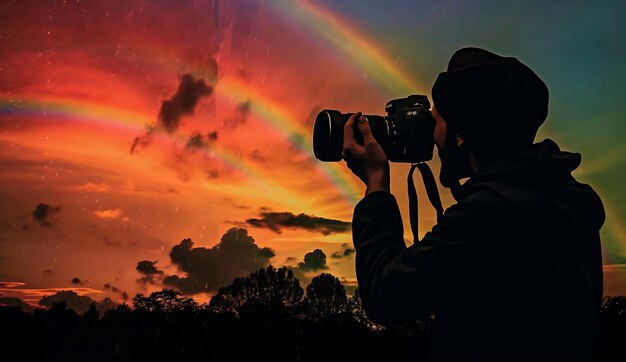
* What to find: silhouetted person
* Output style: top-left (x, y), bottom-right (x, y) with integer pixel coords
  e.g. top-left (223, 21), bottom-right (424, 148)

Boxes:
top-left (342, 47), bottom-right (605, 361)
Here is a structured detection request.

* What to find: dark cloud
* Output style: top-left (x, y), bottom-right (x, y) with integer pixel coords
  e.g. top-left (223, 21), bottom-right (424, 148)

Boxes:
top-left (249, 149), bottom-right (266, 162)
top-left (222, 197), bottom-right (250, 210)
top-left (222, 101), bottom-right (251, 129)
top-left (32, 203), bottom-right (60, 227)
top-left (163, 228), bottom-right (275, 294)
top-left (207, 131), bottom-right (218, 141)
top-left (136, 260), bottom-right (164, 285)
top-left (71, 277), bottom-right (85, 285)
top-left (96, 297), bottom-right (117, 315)
top-left (130, 74), bottom-right (211, 154)
top-left (0, 296), bottom-right (33, 312)
top-left (42, 268), bottom-right (54, 276)
top-left (39, 291), bottom-right (117, 314)
top-left (241, 210), bottom-right (350, 235)
top-left (297, 249), bottom-right (329, 272)
top-left (331, 243), bottom-right (356, 259)
top-left (185, 131), bottom-right (218, 150)
top-left (103, 283), bottom-right (122, 294)
top-left (130, 124), bottom-right (157, 154)
top-left (39, 290), bottom-right (94, 314)
top-left (159, 74), bottom-right (212, 133)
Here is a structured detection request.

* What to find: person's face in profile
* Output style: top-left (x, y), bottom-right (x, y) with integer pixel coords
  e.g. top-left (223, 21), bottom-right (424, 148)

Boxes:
top-left (432, 105), bottom-right (473, 188)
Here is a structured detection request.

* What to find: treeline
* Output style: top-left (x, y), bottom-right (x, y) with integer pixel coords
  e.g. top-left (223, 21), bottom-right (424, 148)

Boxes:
top-left (1, 266), bottom-right (624, 361)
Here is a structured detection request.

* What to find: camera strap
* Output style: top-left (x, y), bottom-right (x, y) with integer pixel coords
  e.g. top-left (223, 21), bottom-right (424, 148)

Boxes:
top-left (408, 162), bottom-right (444, 243)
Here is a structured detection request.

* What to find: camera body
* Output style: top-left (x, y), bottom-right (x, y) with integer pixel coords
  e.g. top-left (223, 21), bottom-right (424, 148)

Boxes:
top-left (313, 94), bottom-right (435, 163)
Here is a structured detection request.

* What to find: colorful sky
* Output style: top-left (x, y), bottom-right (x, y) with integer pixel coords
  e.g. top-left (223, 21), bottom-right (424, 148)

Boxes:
top-left (1, 0), bottom-right (625, 308)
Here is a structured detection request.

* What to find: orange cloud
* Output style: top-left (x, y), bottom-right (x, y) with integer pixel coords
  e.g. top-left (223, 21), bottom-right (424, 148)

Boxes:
top-left (77, 182), bottom-right (111, 192)
top-left (0, 282), bottom-right (104, 307)
top-left (0, 281), bottom-right (27, 288)
top-left (94, 209), bottom-right (124, 219)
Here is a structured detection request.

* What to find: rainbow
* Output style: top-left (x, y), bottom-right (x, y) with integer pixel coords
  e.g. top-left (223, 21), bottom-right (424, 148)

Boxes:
top-left (0, 96), bottom-right (152, 129)
top-left (215, 77), bottom-right (362, 202)
top-left (262, 0), bottom-right (422, 96)
top-left (0, 96), bottom-right (340, 209)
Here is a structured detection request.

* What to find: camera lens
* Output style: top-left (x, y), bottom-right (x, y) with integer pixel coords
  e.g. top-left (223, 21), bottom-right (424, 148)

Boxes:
top-left (313, 110), bottom-right (345, 162)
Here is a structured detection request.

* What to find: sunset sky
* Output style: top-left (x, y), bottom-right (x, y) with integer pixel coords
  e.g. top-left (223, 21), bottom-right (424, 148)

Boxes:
top-left (1, 0), bottom-right (625, 308)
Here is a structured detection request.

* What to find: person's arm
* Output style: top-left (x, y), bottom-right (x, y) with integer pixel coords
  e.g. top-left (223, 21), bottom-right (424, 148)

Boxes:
top-left (352, 187), bottom-right (503, 325)
top-left (352, 191), bottom-right (437, 324)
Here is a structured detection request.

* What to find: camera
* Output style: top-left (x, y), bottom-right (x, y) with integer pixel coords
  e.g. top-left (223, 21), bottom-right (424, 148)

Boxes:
top-left (313, 94), bottom-right (435, 163)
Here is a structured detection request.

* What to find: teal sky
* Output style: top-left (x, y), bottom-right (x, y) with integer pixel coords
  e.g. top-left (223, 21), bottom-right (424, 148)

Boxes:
top-left (324, 0), bottom-right (625, 267)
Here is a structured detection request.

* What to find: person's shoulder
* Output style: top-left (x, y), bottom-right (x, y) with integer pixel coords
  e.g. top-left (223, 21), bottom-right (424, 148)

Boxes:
top-left (449, 180), bottom-right (510, 217)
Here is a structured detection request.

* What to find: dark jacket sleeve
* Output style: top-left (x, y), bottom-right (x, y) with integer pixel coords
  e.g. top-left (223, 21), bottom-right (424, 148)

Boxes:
top-left (352, 189), bottom-right (503, 325)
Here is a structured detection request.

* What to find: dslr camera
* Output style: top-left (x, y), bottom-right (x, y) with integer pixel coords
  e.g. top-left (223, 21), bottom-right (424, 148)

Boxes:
top-left (313, 94), bottom-right (435, 163)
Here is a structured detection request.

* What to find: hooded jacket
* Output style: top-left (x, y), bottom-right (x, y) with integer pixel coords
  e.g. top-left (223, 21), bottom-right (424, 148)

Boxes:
top-left (352, 139), bottom-right (605, 361)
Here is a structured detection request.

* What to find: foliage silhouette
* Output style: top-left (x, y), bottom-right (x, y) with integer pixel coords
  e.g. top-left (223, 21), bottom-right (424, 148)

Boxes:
top-left (303, 273), bottom-right (348, 321)
top-left (132, 289), bottom-right (198, 312)
top-left (0, 266), bottom-right (623, 361)
top-left (209, 266), bottom-right (303, 321)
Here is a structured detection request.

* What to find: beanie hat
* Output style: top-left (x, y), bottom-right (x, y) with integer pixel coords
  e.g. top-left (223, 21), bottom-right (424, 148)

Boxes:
top-left (431, 47), bottom-right (549, 155)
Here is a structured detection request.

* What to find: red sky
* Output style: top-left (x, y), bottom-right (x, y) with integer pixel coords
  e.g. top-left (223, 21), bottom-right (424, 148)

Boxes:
top-left (1, 0), bottom-right (623, 307)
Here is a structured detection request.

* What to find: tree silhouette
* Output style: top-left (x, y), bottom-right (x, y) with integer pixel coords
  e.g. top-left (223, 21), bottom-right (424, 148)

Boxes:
top-left (0, 272), bottom-right (623, 361)
top-left (347, 288), bottom-right (379, 330)
top-left (209, 266), bottom-right (304, 320)
top-left (303, 273), bottom-right (348, 321)
top-left (83, 302), bottom-right (99, 321)
top-left (597, 295), bottom-right (626, 361)
top-left (132, 289), bottom-right (198, 312)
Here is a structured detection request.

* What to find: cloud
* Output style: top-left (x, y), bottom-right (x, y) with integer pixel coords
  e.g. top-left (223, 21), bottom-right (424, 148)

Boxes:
top-left (159, 74), bottom-right (212, 133)
top-left (240, 210), bottom-right (350, 235)
top-left (136, 260), bottom-right (165, 285)
top-left (0, 296), bottom-right (33, 311)
top-left (222, 101), bottom-right (251, 129)
top-left (76, 182), bottom-right (110, 192)
top-left (0, 282), bottom-right (27, 288)
top-left (163, 228), bottom-right (275, 294)
top-left (39, 290), bottom-right (96, 314)
top-left (39, 290), bottom-right (116, 314)
top-left (130, 124), bottom-right (157, 154)
top-left (0, 283), bottom-right (103, 307)
top-left (103, 283), bottom-right (120, 293)
top-left (285, 249), bottom-right (330, 287)
top-left (331, 243), bottom-right (356, 259)
top-left (103, 283), bottom-right (127, 301)
top-left (249, 149), bottom-right (267, 162)
top-left (297, 249), bottom-right (328, 272)
top-left (130, 72), bottom-right (211, 154)
top-left (93, 208), bottom-right (124, 219)
top-left (42, 269), bottom-right (54, 276)
top-left (32, 203), bottom-right (60, 227)
top-left (340, 277), bottom-right (358, 296)
top-left (222, 197), bottom-right (250, 210)
top-left (71, 277), bottom-right (85, 285)
top-left (185, 131), bottom-right (218, 150)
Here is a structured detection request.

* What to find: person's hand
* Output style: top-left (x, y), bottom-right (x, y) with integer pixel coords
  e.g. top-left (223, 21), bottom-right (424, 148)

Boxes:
top-left (341, 112), bottom-right (390, 195)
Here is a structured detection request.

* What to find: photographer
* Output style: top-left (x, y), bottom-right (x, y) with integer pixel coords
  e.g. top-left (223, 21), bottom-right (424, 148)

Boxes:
top-left (342, 48), bottom-right (604, 361)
